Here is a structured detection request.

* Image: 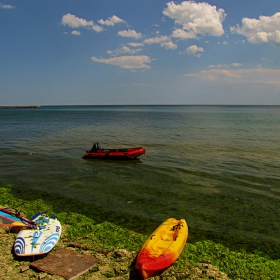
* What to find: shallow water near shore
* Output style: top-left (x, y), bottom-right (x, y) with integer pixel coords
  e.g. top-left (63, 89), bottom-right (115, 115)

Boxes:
top-left (1, 105), bottom-right (280, 257)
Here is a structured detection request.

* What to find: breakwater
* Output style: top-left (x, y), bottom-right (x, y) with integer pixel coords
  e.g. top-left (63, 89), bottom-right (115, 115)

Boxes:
top-left (0, 105), bottom-right (41, 109)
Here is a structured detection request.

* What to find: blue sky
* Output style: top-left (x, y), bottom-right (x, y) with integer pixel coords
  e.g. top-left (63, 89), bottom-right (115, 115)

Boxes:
top-left (1, 0), bottom-right (280, 105)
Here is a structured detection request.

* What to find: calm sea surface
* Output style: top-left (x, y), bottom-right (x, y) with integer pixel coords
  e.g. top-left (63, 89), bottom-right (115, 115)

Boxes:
top-left (1, 105), bottom-right (279, 255)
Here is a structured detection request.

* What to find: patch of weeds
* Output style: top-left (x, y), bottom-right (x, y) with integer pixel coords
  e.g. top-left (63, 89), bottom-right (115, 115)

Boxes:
top-left (183, 240), bottom-right (280, 279)
top-left (1, 184), bottom-right (280, 280)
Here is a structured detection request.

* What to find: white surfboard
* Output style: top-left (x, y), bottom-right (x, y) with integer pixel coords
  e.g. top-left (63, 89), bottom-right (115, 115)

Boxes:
top-left (14, 214), bottom-right (61, 256)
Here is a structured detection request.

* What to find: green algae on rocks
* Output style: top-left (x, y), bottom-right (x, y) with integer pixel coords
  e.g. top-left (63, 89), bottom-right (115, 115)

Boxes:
top-left (0, 184), bottom-right (280, 279)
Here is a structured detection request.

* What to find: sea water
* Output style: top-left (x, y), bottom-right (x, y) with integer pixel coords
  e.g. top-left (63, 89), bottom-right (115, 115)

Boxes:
top-left (1, 105), bottom-right (279, 255)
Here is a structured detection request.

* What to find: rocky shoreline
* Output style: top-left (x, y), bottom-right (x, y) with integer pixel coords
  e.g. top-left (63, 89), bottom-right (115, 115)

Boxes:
top-left (0, 183), bottom-right (280, 279)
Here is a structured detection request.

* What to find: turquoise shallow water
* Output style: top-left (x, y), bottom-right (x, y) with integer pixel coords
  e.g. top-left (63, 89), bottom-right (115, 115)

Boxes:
top-left (1, 105), bottom-right (280, 254)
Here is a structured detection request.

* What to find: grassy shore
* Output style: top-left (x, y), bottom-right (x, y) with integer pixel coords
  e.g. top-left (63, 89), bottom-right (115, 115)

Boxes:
top-left (0, 184), bottom-right (279, 279)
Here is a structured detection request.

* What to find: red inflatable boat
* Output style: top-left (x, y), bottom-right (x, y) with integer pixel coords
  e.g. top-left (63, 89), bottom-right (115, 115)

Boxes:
top-left (82, 143), bottom-right (145, 160)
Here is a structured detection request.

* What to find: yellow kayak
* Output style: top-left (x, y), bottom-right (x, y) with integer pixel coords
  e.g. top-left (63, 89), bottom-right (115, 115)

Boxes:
top-left (136, 218), bottom-right (188, 279)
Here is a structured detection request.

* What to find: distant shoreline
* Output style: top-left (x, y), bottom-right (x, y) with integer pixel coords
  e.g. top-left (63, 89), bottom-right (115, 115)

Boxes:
top-left (0, 105), bottom-right (41, 109)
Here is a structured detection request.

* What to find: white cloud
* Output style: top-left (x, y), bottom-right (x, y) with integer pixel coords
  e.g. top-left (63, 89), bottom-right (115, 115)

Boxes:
top-left (186, 45), bottom-right (204, 55)
top-left (62, 13), bottom-right (94, 28)
top-left (231, 63), bottom-right (242, 67)
top-left (92, 25), bottom-right (103, 32)
top-left (185, 67), bottom-right (280, 86)
top-left (161, 41), bottom-right (177, 50)
top-left (209, 64), bottom-right (227, 68)
top-left (118, 29), bottom-right (142, 39)
top-left (143, 36), bottom-right (170, 44)
top-left (209, 63), bottom-right (242, 68)
top-left (231, 12), bottom-right (280, 44)
top-left (71, 30), bottom-right (81, 36)
top-left (107, 45), bottom-right (142, 56)
top-left (0, 3), bottom-right (15, 9)
top-left (172, 28), bottom-right (197, 40)
top-left (143, 35), bottom-right (177, 49)
top-left (98, 15), bottom-right (125, 26)
top-left (163, 1), bottom-right (226, 39)
top-left (91, 55), bottom-right (151, 69)
top-left (61, 13), bottom-right (103, 32)
top-left (128, 42), bottom-right (144, 47)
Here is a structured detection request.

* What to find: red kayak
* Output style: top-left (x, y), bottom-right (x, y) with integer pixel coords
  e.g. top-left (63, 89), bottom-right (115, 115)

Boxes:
top-left (82, 143), bottom-right (145, 160)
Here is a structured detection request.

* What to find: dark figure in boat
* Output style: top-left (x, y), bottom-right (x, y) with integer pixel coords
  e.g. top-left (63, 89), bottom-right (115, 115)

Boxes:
top-left (90, 142), bottom-right (101, 152)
